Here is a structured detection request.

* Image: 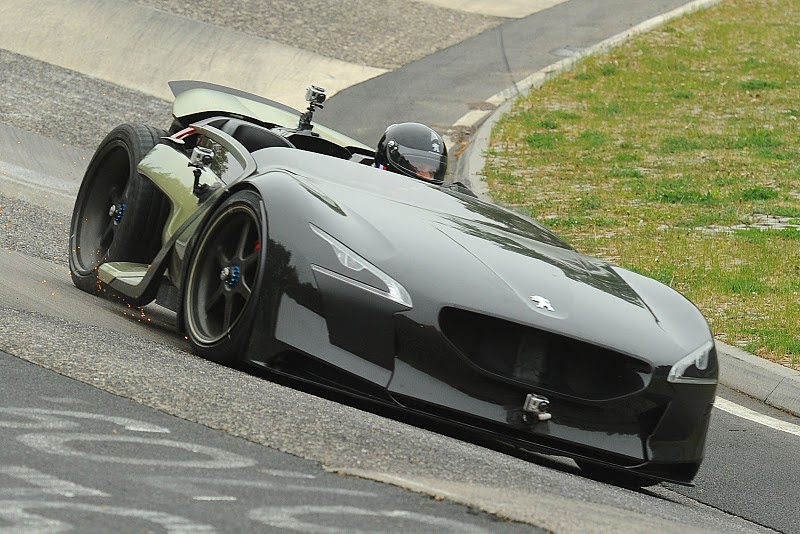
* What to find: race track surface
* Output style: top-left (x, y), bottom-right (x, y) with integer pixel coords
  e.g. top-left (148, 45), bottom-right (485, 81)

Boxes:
top-left (1, 1), bottom-right (798, 532)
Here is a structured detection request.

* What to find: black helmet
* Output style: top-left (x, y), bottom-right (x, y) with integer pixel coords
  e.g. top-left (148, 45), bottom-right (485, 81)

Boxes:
top-left (375, 123), bottom-right (448, 184)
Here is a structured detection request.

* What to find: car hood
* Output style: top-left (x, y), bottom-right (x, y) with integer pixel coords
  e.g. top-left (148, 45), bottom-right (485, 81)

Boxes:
top-left (260, 150), bottom-right (700, 364)
top-left (416, 207), bottom-right (697, 365)
top-left (432, 216), bottom-right (648, 317)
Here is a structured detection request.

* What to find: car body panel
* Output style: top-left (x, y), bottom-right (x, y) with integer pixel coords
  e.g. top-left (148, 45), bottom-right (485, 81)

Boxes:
top-left (77, 82), bottom-right (717, 484)
top-left (245, 148), bottom-right (708, 363)
top-left (229, 148), bottom-right (716, 473)
top-left (138, 144), bottom-right (209, 242)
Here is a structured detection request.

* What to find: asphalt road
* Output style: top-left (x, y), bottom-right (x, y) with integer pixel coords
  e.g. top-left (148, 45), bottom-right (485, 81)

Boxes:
top-left (324, 0), bottom-right (708, 144)
top-left (1, 1), bottom-right (799, 532)
top-left (0, 249), bottom-right (772, 533)
top-left (0, 349), bottom-right (536, 533)
top-left (668, 387), bottom-right (800, 534)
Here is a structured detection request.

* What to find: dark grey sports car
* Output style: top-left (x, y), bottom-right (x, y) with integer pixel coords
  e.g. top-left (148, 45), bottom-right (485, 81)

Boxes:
top-left (69, 81), bottom-right (718, 487)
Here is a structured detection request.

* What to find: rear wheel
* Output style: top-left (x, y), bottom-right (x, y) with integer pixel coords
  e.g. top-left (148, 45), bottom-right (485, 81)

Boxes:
top-left (69, 124), bottom-right (169, 304)
top-left (183, 190), bottom-right (267, 364)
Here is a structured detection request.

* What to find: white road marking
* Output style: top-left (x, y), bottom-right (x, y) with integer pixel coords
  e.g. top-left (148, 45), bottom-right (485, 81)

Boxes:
top-left (714, 397), bottom-right (800, 438)
top-left (0, 408), bottom-right (170, 433)
top-left (0, 500), bottom-right (216, 533)
top-left (146, 476), bottom-right (376, 499)
top-left (249, 505), bottom-right (490, 533)
top-left (419, 0), bottom-right (569, 18)
top-left (0, 466), bottom-right (109, 498)
top-left (17, 433), bottom-right (256, 468)
top-left (259, 469), bottom-right (316, 479)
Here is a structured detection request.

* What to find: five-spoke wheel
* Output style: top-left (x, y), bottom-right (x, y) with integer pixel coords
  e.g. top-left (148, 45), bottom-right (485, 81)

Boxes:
top-left (184, 190), bottom-right (266, 364)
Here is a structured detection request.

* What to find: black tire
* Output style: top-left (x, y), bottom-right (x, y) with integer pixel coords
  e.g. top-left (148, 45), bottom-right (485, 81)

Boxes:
top-left (69, 124), bottom-right (169, 304)
top-left (183, 190), bottom-right (267, 364)
top-left (575, 460), bottom-right (659, 488)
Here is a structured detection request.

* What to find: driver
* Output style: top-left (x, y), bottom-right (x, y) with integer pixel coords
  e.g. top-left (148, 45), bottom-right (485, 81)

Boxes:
top-left (374, 123), bottom-right (448, 183)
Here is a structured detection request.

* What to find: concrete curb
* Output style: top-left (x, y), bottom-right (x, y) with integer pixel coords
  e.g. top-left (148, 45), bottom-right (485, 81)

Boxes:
top-left (452, 0), bottom-right (800, 417)
top-left (453, 0), bottom-right (723, 197)
top-left (716, 342), bottom-right (800, 416)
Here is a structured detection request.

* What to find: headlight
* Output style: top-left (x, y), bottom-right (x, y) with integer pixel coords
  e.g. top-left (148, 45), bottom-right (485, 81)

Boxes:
top-left (667, 340), bottom-right (717, 385)
top-left (310, 223), bottom-right (412, 308)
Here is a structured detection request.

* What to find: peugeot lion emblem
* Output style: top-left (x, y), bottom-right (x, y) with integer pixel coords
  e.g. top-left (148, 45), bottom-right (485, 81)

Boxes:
top-left (530, 295), bottom-right (555, 312)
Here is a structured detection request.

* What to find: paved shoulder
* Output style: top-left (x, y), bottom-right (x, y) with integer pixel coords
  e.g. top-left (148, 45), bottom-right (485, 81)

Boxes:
top-left (421, 0), bottom-right (569, 18)
top-left (324, 0), bottom-right (703, 143)
top-left (0, 0), bottom-right (385, 109)
top-left (130, 0), bottom-right (502, 69)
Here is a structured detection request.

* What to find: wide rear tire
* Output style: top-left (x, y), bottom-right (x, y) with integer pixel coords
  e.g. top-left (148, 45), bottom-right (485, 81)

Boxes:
top-left (183, 190), bottom-right (267, 365)
top-left (69, 124), bottom-right (169, 305)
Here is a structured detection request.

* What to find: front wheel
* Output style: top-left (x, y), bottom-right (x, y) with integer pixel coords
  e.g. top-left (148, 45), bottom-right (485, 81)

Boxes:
top-left (69, 123), bottom-right (169, 304)
top-left (183, 190), bottom-right (267, 364)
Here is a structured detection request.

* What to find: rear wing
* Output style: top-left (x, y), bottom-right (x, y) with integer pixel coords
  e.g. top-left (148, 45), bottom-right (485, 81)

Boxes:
top-left (169, 80), bottom-right (372, 153)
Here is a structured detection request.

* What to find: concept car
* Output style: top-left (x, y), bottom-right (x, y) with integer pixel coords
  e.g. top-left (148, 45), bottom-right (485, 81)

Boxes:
top-left (69, 81), bottom-right (718, 486)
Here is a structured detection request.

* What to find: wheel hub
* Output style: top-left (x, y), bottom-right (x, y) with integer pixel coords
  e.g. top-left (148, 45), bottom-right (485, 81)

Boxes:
top-left (108, 203), bottom-right (126, 225)
top-left (219, 265), bottom-right (242, 288)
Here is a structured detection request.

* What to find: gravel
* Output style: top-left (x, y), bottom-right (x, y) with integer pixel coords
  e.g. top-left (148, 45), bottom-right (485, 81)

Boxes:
top-left (0, 49), bottom-right (172, 149)
top-left (0, 194), bottom-right (70, 264)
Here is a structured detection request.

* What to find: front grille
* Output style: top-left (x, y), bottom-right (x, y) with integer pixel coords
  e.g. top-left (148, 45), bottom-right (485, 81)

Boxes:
top-left (439, 307), bottom-right (652, 401)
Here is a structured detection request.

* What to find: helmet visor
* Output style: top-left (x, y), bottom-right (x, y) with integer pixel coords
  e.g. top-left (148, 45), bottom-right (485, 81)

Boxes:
top-left (386, 143), bottom-right (447, 183)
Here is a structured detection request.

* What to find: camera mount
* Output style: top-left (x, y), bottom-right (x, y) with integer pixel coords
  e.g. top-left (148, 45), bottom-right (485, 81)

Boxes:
top-left (298, 85), bottom-right (326, 131)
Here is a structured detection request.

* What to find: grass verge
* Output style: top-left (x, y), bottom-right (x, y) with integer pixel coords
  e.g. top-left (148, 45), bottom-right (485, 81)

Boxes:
top-left (484, 0), bottom-right (800, 368)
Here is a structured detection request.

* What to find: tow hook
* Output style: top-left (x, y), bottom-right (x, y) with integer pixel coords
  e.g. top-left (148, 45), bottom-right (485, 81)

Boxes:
top-left (522, 393), bottom-right (551, 422)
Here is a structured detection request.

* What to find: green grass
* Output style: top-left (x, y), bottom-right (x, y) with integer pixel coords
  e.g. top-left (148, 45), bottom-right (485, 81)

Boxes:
top-left (485, 0), bottom-right (800, 368)
top-left (739, 79), bottom-right (783, 91)
top-left (525, 132), bottom-right (561, 149)
top-left (739, 186), bottom-right (778, 201)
